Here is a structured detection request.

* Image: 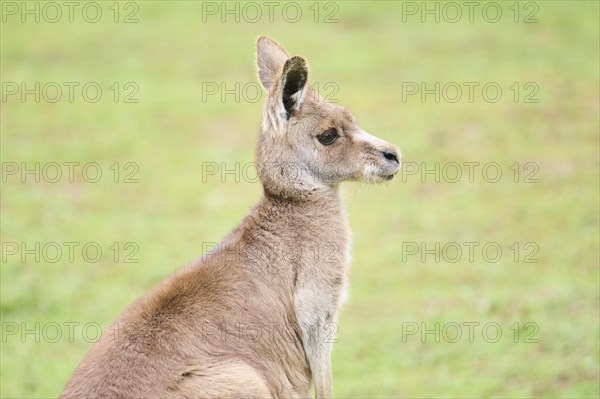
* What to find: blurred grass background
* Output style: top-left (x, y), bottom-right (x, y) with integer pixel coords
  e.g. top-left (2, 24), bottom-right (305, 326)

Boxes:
top-left (1, 1), bottom-right (598, 397)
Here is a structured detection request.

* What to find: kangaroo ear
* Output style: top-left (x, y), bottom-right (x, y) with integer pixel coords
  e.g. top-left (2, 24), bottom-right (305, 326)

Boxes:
top-left (280, 56), bottom-right (308, 119)
top-left (256, 36), bottom-right (289, 91)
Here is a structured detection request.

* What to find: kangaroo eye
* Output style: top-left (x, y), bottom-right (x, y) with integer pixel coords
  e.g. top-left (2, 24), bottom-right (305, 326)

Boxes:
top-left (317, 128), bottom-right (339, 146)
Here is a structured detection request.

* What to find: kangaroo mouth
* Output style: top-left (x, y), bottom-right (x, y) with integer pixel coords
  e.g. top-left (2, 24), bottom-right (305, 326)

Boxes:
top-left (360, 162), bottom-right (400, 184)
top-left (380, 163), bottom-right (400, 181)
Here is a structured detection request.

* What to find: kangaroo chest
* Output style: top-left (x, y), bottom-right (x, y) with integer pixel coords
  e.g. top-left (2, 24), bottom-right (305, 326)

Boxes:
top-left (287, 211), bottom-right (351, 339)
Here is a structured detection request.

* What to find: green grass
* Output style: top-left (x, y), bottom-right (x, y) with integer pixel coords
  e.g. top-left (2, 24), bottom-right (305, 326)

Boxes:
top-left (1, 1), bottom-right (599, 397)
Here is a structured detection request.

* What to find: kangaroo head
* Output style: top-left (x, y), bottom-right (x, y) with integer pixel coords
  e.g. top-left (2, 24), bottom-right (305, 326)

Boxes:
top-left (255, 36), bottom-right (401, 199)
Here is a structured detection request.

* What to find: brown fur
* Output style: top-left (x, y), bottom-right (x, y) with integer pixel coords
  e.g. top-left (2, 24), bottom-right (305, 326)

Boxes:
top-left (60, 36), bottom-right (401, 399)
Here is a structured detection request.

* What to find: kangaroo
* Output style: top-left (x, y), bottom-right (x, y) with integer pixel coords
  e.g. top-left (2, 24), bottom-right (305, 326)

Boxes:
top-left (60, 36), bottom-right (401, 399)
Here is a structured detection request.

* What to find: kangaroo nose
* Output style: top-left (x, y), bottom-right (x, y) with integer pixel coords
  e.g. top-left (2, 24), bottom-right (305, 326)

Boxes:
top-left (382, 150), bottom-right (399, 164)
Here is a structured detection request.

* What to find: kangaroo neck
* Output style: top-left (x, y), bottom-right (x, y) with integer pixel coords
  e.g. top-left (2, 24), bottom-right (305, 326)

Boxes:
top-left (259, 185), bottom-right (346, 232)
top-left (248, 186), bottom-right (350, 286)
